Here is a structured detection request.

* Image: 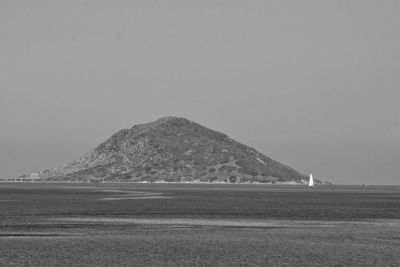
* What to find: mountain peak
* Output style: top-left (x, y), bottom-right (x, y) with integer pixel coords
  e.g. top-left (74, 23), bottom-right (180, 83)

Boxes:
top-left (153, 116), bottom-right (190, 124)
top-left (125, 116), bottom-right (192, 135)
top-left (20, 117), bottom-right (315, 184)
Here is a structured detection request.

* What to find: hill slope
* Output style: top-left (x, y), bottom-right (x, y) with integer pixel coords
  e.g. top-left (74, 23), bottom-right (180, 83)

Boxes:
top-left (21, 117), bottom-right (314, 184)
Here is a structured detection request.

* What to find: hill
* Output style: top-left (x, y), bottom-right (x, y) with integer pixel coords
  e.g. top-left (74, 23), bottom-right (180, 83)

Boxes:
top-left (20, 117), bottom-right (316, 184)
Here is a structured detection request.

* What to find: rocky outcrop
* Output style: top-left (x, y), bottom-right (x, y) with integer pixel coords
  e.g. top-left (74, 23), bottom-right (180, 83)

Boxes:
top-left (21, 117), bottom-right (316, 184)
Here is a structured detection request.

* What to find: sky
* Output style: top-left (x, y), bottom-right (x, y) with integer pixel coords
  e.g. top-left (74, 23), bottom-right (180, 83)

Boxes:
top-left (1, 0), bottom-right (399, 185)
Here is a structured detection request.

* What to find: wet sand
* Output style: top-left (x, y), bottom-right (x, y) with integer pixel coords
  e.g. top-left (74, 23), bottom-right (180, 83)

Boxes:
top-left (1, 183), bottom-right (399, 266)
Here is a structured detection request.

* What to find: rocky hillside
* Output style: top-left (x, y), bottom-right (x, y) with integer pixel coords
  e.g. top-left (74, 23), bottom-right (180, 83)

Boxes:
top-left (20, 117), bottom-right (316, 184)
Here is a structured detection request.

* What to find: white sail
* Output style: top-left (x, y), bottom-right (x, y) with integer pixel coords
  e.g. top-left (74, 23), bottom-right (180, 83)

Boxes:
top-left (308, 173), bottom-right (314, 187)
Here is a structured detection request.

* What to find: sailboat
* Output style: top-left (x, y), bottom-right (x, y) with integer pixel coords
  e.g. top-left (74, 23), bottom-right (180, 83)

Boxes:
top-left (308, 173), bottom-right (314, 188)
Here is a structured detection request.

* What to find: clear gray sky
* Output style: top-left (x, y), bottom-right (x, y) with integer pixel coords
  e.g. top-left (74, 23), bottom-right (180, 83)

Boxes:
top-left (1, 0), bottom-right (399, 185)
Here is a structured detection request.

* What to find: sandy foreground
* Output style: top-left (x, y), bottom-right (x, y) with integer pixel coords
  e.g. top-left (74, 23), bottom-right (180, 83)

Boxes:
top-left (1, 183), bottom-right (399, 266)
top-left (1, 217), bottom-right (399, 266)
